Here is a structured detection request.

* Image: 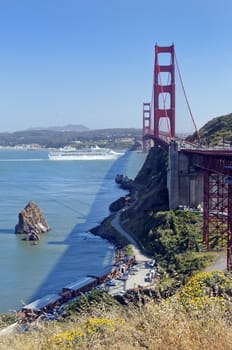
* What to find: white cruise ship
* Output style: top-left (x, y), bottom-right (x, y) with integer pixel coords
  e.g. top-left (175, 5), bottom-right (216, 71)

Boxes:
top-left (48, 145), bottom-right (123, 160)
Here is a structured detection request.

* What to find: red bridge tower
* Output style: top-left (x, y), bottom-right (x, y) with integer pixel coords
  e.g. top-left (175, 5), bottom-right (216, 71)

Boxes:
top-left (142, 102), bottom-right (152, 150)
top-left (154, 44), bottom-right (175, 139)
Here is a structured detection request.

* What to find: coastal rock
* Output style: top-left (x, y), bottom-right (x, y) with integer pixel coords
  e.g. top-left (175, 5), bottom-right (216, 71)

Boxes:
top-left (115, 174), bottom-right (124, 184)
top-left (120, 179), bottom-right (134, 190)
top-left (115, 174), bottom-right (134, 190)
top-left (22, 230), bottom-right (40, 241)
top-left (109, 197), bottom-right (127, 212)
top-left (15, 201), bottom-right (50, 239)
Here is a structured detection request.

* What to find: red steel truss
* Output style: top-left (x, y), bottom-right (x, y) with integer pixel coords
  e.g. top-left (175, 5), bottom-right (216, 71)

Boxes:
top-left (227, 183), bottom-right (232, 270)
top-left (194, 153), bottom-right (232, 270)
top-left (183, 150), bottom-right (232, 270)
top-left (203, 172), bottom-right (228, 249)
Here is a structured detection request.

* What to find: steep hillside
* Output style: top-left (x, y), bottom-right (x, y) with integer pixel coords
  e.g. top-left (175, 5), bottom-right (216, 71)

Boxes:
top-left (120, 145), bottom-right (214, 282)
top-left (120, 146), bottom-right (169, 238)
top-left (188, 112), bottom-right (232, 146)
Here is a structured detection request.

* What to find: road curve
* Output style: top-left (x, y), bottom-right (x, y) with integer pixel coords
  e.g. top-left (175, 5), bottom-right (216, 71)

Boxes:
top-left (111, 211), bottom-right (149, 264)
top-left (110, 211), bottom-right (152, 290)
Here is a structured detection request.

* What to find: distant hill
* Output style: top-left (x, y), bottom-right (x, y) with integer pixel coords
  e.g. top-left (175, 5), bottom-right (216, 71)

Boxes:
top-left (187, 112), bottom-right (232, 146)
top-left (0, 127), bottom-right (142, 149)
top-left (26, 124), bottom-right (89, 132)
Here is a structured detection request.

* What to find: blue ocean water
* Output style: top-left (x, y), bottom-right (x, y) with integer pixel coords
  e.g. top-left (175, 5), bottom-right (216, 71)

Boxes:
top-left (0, 149), bottom-right (146, 313)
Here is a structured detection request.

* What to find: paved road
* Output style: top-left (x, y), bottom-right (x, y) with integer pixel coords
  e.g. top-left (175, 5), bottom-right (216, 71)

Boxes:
top-left (111, 211), bottom-right (139, 247)
top-left (111, 211), bottom-right (150, 263)
top-left (108, 211), bottom-right (152, 293)
top-left (111, 210), bottom-right (228, 289)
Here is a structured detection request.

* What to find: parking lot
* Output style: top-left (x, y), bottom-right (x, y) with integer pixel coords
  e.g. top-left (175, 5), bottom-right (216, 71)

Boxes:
top-left (105, 259), bottom-right (157, 296)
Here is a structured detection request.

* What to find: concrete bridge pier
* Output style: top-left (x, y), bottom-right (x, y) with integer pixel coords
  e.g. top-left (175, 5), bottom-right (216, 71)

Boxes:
top-left (167, 141), bottom-right (179, 210)
top-left (167, 141), bottom-right (203, 210)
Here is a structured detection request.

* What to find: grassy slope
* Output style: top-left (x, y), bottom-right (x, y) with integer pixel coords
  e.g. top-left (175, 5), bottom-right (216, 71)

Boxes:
top-left (2, 278), bottom-right (232, 349)
top-left (187, 112), bottom-right (232, 145)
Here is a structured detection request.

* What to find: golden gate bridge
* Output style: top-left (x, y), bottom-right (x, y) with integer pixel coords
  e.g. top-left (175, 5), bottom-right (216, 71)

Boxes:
top-left (142, 44), bottom-right (232, 270)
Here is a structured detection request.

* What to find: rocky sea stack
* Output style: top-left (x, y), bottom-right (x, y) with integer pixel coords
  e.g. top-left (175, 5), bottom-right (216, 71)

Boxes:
top-left (15, 201), bottom-right (50, 240)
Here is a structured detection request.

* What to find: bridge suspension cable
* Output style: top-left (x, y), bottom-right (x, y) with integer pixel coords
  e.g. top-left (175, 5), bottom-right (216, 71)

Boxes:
top-left (174, 52), bottom-right (201, 142)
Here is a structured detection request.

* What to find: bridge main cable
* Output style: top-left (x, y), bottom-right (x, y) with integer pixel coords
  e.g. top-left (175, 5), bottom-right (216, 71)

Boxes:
top-left (174, 51), bottom-right (201, 142)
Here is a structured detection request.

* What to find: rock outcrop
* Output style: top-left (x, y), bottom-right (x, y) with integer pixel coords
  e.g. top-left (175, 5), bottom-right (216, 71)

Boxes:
top-left (15, 201), bottom-right (50, 240)
top-left (109, 197), bottom-right (127, 212)
top-left (114, 174), bottom-right (137, 211)
top-left (115, 174), bottom-right (134, 190)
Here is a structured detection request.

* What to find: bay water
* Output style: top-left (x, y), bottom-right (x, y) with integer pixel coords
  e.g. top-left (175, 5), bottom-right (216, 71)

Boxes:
top-left (0, 149), bottom-right (146, 313)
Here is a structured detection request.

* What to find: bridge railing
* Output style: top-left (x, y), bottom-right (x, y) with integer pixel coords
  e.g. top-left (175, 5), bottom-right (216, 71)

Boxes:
top-left (178, 141), bottom-right (232, 152)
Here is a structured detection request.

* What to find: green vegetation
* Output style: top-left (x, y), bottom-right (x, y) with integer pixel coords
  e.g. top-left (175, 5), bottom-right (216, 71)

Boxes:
top-left (187, 112), bottom-right (232, 146)
top-left (123, 208), bottom-right (216, 291)
top-left (63, 290), bottom-right (118, 316)
top-left (2, 271), bottom-right (232, 349)
top-left (124, 244), bottom-right (134, 257)
top-left (0, 127), bottom-right (142, 149)
top-left (0, 314), bottom-right (16, 328)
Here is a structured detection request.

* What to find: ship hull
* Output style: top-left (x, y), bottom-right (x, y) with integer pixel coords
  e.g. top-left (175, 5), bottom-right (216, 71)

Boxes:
top-left (48, 147), bottom-right (123, 160)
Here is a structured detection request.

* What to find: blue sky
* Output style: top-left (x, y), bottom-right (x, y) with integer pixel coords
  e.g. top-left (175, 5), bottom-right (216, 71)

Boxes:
top-left (0, 0), bottom-right (231, 133)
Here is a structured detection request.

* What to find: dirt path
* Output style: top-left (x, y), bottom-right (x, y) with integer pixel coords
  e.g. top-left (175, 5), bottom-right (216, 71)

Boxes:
top-left (205, 251), bottom-right (227, 272)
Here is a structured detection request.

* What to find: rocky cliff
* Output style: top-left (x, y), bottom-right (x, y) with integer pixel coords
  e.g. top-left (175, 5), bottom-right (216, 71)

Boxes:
top-left (118, 146), bottom-right (169, 241)
top-left (15, 201), bottom-right (50, 240)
